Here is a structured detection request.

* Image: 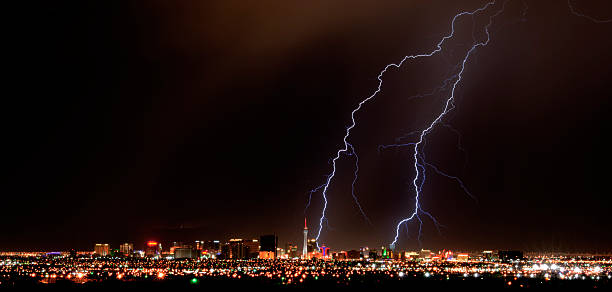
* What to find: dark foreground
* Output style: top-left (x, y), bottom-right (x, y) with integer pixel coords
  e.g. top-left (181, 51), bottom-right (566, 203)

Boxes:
top-left (2, 276), bottom-right (610, 289)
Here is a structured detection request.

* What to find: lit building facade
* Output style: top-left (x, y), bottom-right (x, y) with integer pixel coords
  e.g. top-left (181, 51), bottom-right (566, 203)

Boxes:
top-left (260, 235), bottom-right (277, 259)
top-left (145, 241), bottom-right (162, 258)
top-left (94, 244), bottom-right (110, 256)
top-left (119, 243), bottom-right (133, 256)
top-left (174, 247), bottom-right (199, 259)
top-left (243, 239), bottom-right (259, 259)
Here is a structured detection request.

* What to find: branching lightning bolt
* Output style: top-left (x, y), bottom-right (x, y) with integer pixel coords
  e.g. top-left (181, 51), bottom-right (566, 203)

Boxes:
top-left (310, 1), bottom-right (499, 247)
top-left (390, 0), bottom-right (509, 249)
top-left (305, 0), bottom-right (610, 250)
top-left (347, 143), bottom-right (373, 225)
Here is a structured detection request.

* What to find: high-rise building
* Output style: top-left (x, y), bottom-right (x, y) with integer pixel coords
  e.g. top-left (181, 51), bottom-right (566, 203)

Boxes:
top-left (119, 243), bottom-right (133, 256)
top-left (302, 218), bottom-right (308, 259)
top-left (229, 239), bottom-right (246, 259)
top-left (174, 247), bottom-right (199, 259)
top-left (170, 242), bottom-right (185, 254)
top-left (382, 246), bottom-right (393, 259)
top-left (482, 250), bottom-right (494, 260)
top-left (219, 243), bottom-right (231, 259)
top-left (243, 239), bottom-right (259, 259)
top-left (307, 239), bottom-right (317, 253)
top-left (94, 244), bottom-right (110, 256)
top-left (320, 246), bottom-right (330, 258)
top-left (145, 241), bottom-right (162, 258)
top-left (260, 235), bottom-right (277, 259)
top-left (285, 243), bottom-right (298, 258)
top-left (202, 240), bottom-right (221, 254)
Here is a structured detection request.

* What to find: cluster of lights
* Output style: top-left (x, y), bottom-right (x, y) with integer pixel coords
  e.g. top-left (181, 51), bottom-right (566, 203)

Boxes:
top-left (1, 254), bottom-right (610, 286)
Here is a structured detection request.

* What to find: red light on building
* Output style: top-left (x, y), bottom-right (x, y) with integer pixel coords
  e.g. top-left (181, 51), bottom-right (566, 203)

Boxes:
top-left (320, 246), bottom-right (330, 257)
top-left (147, 241), bottom-right (158, 247)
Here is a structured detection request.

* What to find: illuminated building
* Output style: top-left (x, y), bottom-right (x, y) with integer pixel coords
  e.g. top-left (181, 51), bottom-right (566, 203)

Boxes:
top-left (406, 251), bottom-right (419, 260)
top-left (457, 253), bottom-right (469, 262)
top-left (229, 239), bottom-right (246, 259)
top-left (360, 247), bottom-right (370, 259)
top-left (119, 243), bottom-right (133, 256)
top-left (174, 247), bottom-right (199, 259)
top-left (382, 246), bottom-right (392, 259)
top-left (285, 243), bottom-right (298, 258)
top-left (260, 235), bottom-right (277, 259)
top-left (219, 243), bottom-right (230, 259)
top-left (333, 251), bottom-right (347, 260)
top-left (145, 241), bottom-right (161, 258)
top-left (482, 250), bottom-right (493, 260)
top-left (320, 246), bottom-right (330, 258)
top-left (202, 240), bottom-right (221, 254)
top-left (243, 239), bottom-right (259, 259)
top-left (307, 239), bottom-right (317, 253)
top-left (443, 250), bottom-right (453, 260)
top-left (94, 244), bottom-right (110, 256)
top-left (419, 249), bottom-right (432, 259)
top-left (394, 251), bottom-right (406, 260)
top-left (259, 251), bottom-right (275, 259)
top-left (302, 218), bottom-right (308, 259)
top-left (170, 242), bottom-right (185, 254)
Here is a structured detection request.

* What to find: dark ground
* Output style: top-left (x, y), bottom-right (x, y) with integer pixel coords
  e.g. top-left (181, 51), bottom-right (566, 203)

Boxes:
top-left (2, 276), bottom-right (609, 289)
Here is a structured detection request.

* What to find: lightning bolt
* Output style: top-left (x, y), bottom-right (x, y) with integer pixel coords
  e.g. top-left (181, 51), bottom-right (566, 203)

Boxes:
top-left (310, 1), bottom-right (499, 247)
top-left (307, 0), bottom-right (610, 250)
top-left (390, 0), bottom-right (510, 249)
top-left (568, 0), bottom-right (612, 23)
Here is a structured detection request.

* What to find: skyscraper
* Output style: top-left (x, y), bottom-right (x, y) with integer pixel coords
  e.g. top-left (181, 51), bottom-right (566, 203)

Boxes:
top-left (302, 218), bottom-right (308, 259)
top-left (145, 241), bottom-right (161, 258)
top-left (260, 235), bottom-right (277, 259)
top-left (119, 243), bottom-right (133, 256)
top-left (243, 239), bottom-right (260, 259)
top-left (94, 244), bottom-right (110, 256)
top-left (229, 239), bottom-right (245, 259)
top-left (285, 243), bottom-right (298, 258)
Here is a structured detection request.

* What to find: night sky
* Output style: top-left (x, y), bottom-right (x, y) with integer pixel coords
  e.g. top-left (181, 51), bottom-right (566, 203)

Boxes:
top-left (4, 0), bottom-right (612, 252)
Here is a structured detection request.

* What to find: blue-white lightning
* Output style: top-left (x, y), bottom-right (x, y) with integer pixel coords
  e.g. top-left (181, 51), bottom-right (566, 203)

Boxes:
top-left (390, 0), bottom-right (509, 249)
top-left (308, 0), bottom-right (610, 250)
top-left (310, 1), bottom-right (499, 247)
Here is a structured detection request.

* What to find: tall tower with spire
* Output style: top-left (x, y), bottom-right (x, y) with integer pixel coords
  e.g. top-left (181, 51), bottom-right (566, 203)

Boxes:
top-left (302, 218), bottom-right (308, 259)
